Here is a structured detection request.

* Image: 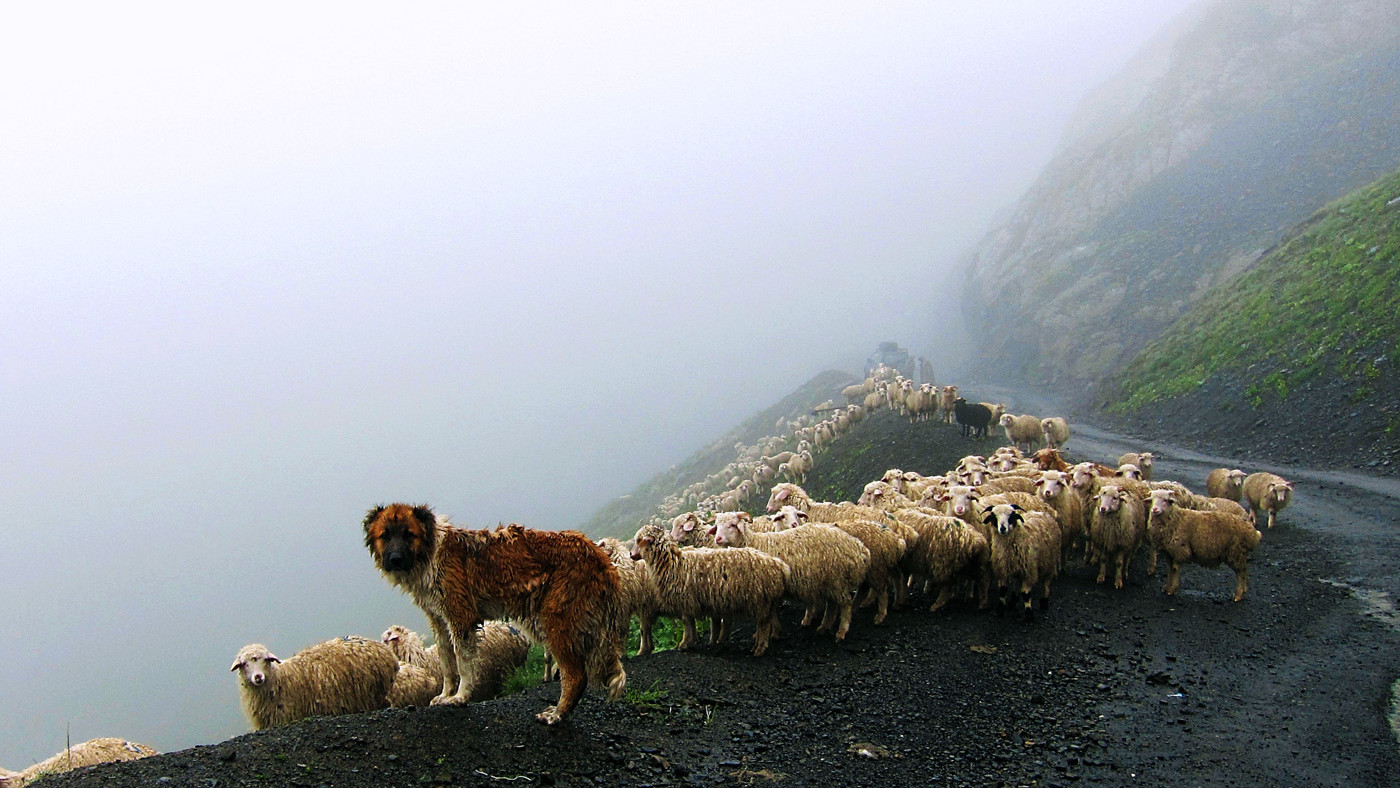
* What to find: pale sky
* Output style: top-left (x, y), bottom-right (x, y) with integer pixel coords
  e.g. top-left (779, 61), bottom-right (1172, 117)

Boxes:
top-left (1, 0), bottom-right (1196, 766)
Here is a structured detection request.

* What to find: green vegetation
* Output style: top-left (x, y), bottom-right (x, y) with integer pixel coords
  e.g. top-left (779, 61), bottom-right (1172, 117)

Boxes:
top-left (1106, 167), bottom-right (1400, 412)
top-left (497, 617), bottom-right (709, 697)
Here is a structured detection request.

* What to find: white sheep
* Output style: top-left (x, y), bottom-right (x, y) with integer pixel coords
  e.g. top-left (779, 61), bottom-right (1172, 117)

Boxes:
top-left (1145, 489), bottom-right (1262, 601)
top-left (712, 514), bottom-right (871, 641)
top-left (1, 739), bottom-right (157, 786)
top-left (630, 524), bottom-right (789, 656)
top-left (1242, 472), bottom-right (1294, 529)
top-left (1117, 452), bottom-right (1155, 481)
top-left (230, 636), bottom-right (399, 730)
top-left (857, 481), bottom-right (988, 611)
top-left (937, 385), bottom-right (958, 423)
top-left (980, 503), bottom-right (1062, 620)
top-left (1040, 417), bottom-right (1070, 449)
top-left (1033, 469), bottom-right (1088, 560)
top-left (1089, 484), bottom-right (1147, 590)
top-left (771, 505), bottom-right (905, 625)
top-left (1206, 468), bottom-right (1248, 501)
top-left (596, 537), bottom-right (662, 656)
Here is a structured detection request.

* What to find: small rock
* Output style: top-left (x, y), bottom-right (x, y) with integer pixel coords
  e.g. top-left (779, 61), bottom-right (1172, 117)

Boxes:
top-left (217, 747), bottom-right (237, 763)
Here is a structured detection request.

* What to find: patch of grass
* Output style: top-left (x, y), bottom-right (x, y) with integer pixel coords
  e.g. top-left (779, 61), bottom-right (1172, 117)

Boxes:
top-left (624, 679), bottom-right (670, 708)
top-left (500, 644), bottom-right (549, 696)
top-left (1107, 166), bottom-right (1400, 413)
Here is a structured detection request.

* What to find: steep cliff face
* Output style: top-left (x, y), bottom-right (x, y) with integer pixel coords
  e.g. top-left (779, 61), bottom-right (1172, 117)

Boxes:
top-left (961, 0), bottom-right (1400, 394)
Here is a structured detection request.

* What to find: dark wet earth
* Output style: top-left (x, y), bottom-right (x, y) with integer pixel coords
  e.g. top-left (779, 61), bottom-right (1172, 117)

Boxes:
top-left (43, 409), bottom-right (1400, 788)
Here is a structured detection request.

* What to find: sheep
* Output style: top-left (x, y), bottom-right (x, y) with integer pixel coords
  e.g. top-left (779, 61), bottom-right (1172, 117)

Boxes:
top-left (1040, 417), bottom-right (1070, 449)
top-left (670, 511), bottom-right (716, 547)
top-left (711, 515), bottom-right (871, 641)
top-left (0, 739), bottom-right (157, 786)
top-left (1145, 489), bottom-right (1262, 601)
top-left (597, 537), bottom-right (662, 656)
top-left (1033, 470), bottom-right (1088, 560)
top-left (981, 503), bottom-right (1062, 621)
top-left (1115, 463), bottom-right (1144, 480)
top-left (1117, 452), bottom-right (1155, 481)
top-left (938, 385), bottom-right (958, 423)
top-left (859, 481), bottom-right (989, 611)
top-left (1242, 472), bottom-right (1294, 529)
top-left (382, 623), bottom-right (437, 668)
top-left (772, 505), bottom-right (905, 624)
top-left (977, 475), bottom-right (1036, 496)
top-left (953, 398), bottom-right (993, 438)
top-left (230, 636), bottom-right (399, 730)
top-left (999, 414), bottom-right (1042, 453)
top-left (1147, 480), bottom-right (1251, 519)
top-left (1089, 485), bottom-right (1147, 590)
top-left (1206, 468), bottom-right (1249, 501)
top-left (630, 524), bottom-right (789, 656)
top-left (765, 483), bottom-right (886, 525)
top-left (1032, 448), bottom-right (1070, 472)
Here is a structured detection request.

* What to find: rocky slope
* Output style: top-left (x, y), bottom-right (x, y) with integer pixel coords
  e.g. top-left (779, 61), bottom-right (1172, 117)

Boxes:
top-left (961, 0), bottom-right (1400, 393)
top-left (1097, 165), bottom-right (1400, 475)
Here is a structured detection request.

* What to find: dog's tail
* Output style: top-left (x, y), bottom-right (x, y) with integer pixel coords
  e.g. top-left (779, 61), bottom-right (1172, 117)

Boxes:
top-left (585, 575), bottom-right (629, 701)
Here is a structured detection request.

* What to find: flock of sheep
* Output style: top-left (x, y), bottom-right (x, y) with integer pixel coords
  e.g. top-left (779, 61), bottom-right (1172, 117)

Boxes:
top-left (5, 367), bottom-right (1300, 782)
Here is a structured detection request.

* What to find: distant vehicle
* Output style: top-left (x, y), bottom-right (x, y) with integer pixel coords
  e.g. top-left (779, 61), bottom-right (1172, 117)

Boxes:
top-left (866, 341), bottom-right (915, 378)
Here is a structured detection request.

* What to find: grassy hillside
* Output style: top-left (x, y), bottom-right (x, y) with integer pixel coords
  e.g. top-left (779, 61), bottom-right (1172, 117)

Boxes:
top-left (1101, 166), bottom-right (1400, 470)
top-left (579, 370), bottom-right (855, 538)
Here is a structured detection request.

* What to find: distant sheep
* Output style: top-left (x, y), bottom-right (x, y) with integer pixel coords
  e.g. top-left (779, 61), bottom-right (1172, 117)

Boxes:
top-left (938, 385), bottom-right (959, 423)
top-left (1242, 472), bottom-right (1294, 528)
top-left (630, 524), bottom-right (789, 656)
top-left (1206, 468), bottom-right (1248, 502)
top-left (0, 739), bottom-right (157, 786)
top-left (1040, 417), bottom-right (1070, 449)
top-left (1117, 452), bottom-right (1155, 481)
top-left (953, 398), bottom-right (994, 438)
top-left (231, 636), bottom-right (399, 730)
top-left (998, 414), bottom-right (1042, 453)
top-left (712, 515), bottom-right (871, 641)
top-left (1146, 489), bottom-right (1261, 601)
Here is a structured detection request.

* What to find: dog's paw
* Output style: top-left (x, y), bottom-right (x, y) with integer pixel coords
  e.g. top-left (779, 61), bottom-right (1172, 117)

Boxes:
top-left (431, 693), bottom-right (468, 707)
top-left (535, 706), bottom-right (563, 725)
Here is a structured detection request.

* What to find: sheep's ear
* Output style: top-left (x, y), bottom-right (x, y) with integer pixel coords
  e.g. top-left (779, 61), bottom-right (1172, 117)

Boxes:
top-left (1010, 511), bottom-right (1024, 527)
top-left (1010, 503), bottom-right (1023, 511)
top-left (796, 509), bottom-right (808, 521)
top-left (981, 510), bottom-right (996, 525)
top-left (739, 512), bottom-right (752, 523)
top-left (776, 489), bottom-right (789, 501)
top-left (266, 655), bottom-right (281, 664)
top-left (705, 525), bottom-right (716, 535)
top-left (681, 520), bottom-right (694, 532)
top-left (230, 660), bottom-right (244, 672)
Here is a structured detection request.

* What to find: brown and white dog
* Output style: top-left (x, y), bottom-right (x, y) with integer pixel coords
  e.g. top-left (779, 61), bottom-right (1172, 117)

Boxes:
top-left (363, 503), bottom-right (627, 724)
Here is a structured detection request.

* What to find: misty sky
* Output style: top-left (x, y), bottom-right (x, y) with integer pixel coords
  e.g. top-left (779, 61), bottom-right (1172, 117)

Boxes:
top-left (1, 1), bottom-right (1196, 767)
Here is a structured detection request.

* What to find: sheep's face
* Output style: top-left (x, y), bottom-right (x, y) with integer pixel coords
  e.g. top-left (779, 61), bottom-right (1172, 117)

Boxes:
top-left (959, 466), bottom-right (988, 487)
top-left (858, 483), bottom-right (889, 508)
top-left (1036, 472), bottom-right (1067, 500)
top-left (363, 503), bottom-right (435, 576)
top-left (944, 486), bottom-right (978, 518)
top-left (1139, 453), bottom-right (1155, 470)
top-left (1115, 464), bottom-right (1142, 480)
top-left (231, 647), bottom-right (279, 688)
top-left (766, 484), bottom-right (797, 513)
top-left (999, 414), bottom-right (1015, 427)
top-left (630, 525), bottom-right (666, 561)
top-left (990, 456), bottom-right (1017, 472)
top-left (1096, 486), bottom-right (1126, 515)
top-left (773, 506), bottom-right (806, 528)
top-left (881, 468), bottom-right (904, 484)
top-left (1148, 489), bottom-right (1176, 516)
top-left (981, 504), bottom-right (1024, 535)
top-left (669, 513), bottom-right (701, 541)
top-left (711, 517), bottom-right (747, 547)
top-left (1268, 482), bottom-right (1293, 507)
top-left (1070, 464), bottom-right (1098, 490)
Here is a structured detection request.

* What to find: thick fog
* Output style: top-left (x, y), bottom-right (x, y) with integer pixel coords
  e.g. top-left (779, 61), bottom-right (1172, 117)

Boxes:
top-left (1, 1), bottom-right (1195, 766)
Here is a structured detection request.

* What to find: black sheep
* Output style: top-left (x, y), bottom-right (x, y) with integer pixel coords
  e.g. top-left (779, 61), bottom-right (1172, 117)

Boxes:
top-left (954, 398), bottom-right (993, 439)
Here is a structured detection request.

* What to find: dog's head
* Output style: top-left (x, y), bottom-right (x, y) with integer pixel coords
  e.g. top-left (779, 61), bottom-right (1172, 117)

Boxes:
top-left (364, 503), bottom-right (436, 576)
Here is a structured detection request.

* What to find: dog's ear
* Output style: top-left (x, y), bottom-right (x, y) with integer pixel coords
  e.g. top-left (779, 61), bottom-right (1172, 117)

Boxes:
top-left (362, 505), bottom-right (385, 530)
top-left (411, 504), bottom-right (436, 530)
